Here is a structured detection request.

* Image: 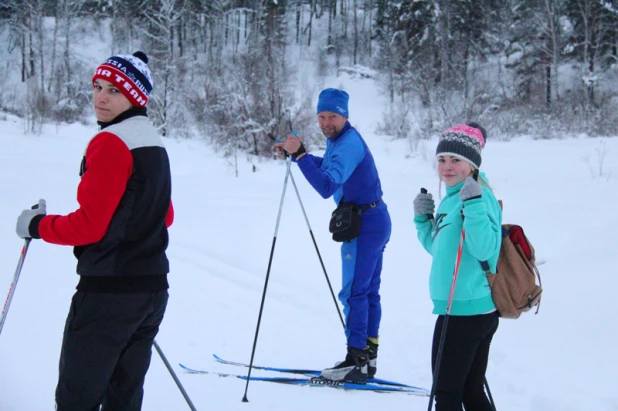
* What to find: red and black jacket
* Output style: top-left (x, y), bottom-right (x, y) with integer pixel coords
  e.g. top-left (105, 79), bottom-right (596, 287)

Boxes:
top-left (30, 109), bottom-right (173, 292)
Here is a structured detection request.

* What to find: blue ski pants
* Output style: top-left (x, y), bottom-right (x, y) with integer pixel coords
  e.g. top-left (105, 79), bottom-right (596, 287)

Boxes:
top-left (339, 202), bottom-right (391, 349)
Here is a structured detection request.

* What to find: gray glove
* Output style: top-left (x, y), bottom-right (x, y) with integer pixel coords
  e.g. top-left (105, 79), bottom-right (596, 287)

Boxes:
top-left (16, 199), bottom-right (47, 239)
top-left (413, 192), bottom-right (435, 217)
top-left (460, 176), bottom-right (483, 202)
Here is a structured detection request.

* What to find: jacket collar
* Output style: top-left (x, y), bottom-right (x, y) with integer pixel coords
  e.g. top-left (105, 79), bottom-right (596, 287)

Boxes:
top-left (98, 107), bottom-right (148, 130)
top-left (329, 121), bottom-right (352, 142)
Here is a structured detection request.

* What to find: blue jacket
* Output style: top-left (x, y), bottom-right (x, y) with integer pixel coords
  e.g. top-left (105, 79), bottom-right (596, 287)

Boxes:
top-left (414, 174), bottom-right (502, 315)
top-left (297, 122), bottom-right (382, 205)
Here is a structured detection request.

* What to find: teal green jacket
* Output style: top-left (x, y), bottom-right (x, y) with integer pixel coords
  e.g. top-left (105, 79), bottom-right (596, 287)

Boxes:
top-left (414, 174), bottom-right (502, 315)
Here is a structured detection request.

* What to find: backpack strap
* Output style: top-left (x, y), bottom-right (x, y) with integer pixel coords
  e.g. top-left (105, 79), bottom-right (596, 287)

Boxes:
top-left (480, 226), bottom-right (509, 275)
top-left (533, 264), bottom-right (542, 314)
top-left (480, 260), bottom-right (492, 275)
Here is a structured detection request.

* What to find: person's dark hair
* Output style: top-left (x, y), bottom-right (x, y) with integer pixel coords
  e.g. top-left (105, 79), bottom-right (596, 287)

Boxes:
top-left (466, 122), bottom-right (487, 141)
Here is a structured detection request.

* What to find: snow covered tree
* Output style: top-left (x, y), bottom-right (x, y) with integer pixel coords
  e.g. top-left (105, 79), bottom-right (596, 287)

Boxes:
top-left (140, 0), bottom-right (187, 137)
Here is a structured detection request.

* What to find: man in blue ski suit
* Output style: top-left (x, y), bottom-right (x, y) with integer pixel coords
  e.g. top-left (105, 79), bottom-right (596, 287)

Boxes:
top-left (275, 88), bottom-right (391, 383)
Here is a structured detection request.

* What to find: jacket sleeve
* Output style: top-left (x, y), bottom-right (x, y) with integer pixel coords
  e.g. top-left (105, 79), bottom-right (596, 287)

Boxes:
top-left (461, 191), bottom-right (502, 261)
top-left (414, 215), bottom-right (434, 254)
top-left (297, 135), bottom-right (364, 199)
top-left (294, 153), bottom-right (323, 168)
top-left (38, 132), bottom-right (133, 246)
top-left (166, 201), bottom-right (174, 228)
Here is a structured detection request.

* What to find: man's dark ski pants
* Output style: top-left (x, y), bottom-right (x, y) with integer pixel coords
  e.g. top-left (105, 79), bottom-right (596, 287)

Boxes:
top-left (55, 290), bottom-right (168, 411)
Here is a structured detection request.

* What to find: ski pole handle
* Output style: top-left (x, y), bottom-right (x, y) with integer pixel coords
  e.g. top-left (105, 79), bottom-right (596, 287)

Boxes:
top-left (420, 188), bottom-right (434, 221)
top-left (269, 133), bottom-right (287, 158)
top-left (287, 108), bottom-right (293, 133)
top-left (268, 131), bottom-right (297, 144)
top-left (269, 131), bottom-right (298, 158)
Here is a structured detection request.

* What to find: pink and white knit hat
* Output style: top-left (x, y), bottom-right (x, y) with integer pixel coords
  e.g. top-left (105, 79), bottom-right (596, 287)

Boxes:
top-left (435, 123), bottom-right (487, 168)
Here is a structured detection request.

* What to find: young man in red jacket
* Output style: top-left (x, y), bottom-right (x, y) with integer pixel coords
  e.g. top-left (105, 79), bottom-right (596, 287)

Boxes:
top-left (16, 51), bottom-right (173, 411)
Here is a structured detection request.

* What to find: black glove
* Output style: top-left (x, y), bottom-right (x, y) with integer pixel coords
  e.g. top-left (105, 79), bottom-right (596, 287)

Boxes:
top-left (291, 142), bottom-right (306, 160)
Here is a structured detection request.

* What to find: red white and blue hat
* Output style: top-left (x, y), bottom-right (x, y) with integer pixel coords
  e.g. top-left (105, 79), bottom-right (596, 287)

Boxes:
top-left (92, 51), bottom-right (153, 107)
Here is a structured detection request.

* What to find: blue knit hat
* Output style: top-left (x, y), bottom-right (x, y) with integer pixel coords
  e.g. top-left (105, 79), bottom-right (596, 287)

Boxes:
top-left (317, 88), bottom-right (349, 118)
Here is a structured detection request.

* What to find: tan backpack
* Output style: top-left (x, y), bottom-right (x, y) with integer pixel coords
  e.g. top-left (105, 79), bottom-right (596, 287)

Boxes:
top-left (482, 222), bottom-right (543, 319)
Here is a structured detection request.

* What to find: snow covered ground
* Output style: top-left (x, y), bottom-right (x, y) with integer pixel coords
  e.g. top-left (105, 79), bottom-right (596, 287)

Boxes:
top-left (0, 75), bottom-right (617, 410)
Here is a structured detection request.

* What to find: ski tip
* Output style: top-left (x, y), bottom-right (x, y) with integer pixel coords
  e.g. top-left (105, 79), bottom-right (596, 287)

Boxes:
top-left (213, 353), bottom-right (230, 362)
top-left (178, 363), bottom-right (202, 374)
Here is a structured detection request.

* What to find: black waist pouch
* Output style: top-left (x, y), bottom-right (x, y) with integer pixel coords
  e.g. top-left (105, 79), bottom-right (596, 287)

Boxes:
top-left (329, 203), bottom-right (363, 242)
top-left (329, 199), bottom-right (381, 242)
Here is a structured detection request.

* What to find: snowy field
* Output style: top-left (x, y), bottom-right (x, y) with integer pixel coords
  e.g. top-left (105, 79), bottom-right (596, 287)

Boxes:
top-left (0, 75), bottom-right (617, 411)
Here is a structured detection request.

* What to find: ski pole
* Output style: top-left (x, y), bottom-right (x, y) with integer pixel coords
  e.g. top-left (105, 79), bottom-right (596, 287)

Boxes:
top-left (485, 377), bottom-right (497, 411)
top-left (288, 170), bottom-right (345, 329)
top-left (153, 339), bottom-right (197, 411)
top-left (0, 239), bottom-right (31, 337)
top-left (427, 225), bottom-right (465, 411)
top-left (242, 155), bottom-right (293, 402)
top-left (271, 128), bottom-right (345, 330)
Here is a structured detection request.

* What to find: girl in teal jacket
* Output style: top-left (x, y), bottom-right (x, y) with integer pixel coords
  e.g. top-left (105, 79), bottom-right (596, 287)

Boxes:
top-left (413, 123), bottom-right (502, 411)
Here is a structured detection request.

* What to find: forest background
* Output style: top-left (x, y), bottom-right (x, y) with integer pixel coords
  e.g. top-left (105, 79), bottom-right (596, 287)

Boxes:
top-left (1, 0), bottom-right (617, 165)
